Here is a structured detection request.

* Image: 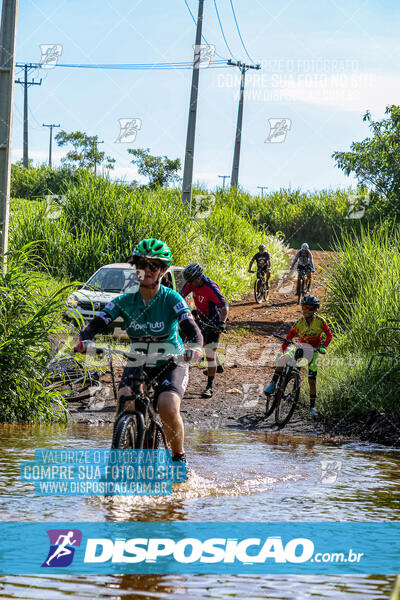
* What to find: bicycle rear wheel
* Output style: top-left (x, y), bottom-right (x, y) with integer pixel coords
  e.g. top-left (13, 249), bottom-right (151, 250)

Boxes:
top-left (274, 371), bottom-right (301, 428)
top-left (112, 415), bottom-right (140, 449)
top-left (254, 279), bottom-right (264, 303)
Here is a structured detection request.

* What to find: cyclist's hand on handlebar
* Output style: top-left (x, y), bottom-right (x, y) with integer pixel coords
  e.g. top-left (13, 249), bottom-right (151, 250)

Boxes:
top-left (183, 347), bottom-right (202, 363)
top-left (74, 340), bottom-right (95, 354)
top-left (248, 269), bottom-right (254, 273)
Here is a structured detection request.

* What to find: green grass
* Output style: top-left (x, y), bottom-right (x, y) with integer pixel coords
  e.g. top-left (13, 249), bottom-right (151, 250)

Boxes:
top-left (9, 171), bottom-right (288, 300)
top-left (318, 222), bottom-right (400, 418)
top-left (0, 244), bottom-right (74, 423)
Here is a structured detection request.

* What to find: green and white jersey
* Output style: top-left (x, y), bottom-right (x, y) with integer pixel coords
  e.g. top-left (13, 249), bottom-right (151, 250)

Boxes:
top-left (102, 285), bottom-right (190, 360)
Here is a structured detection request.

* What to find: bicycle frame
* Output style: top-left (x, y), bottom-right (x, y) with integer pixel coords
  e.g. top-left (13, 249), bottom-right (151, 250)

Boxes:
top-left (99, 346), bottom-right (179, 449)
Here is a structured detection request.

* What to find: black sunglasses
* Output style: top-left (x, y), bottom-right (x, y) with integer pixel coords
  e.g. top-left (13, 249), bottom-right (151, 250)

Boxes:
top-left (136, 258), bottom-right (164, 272)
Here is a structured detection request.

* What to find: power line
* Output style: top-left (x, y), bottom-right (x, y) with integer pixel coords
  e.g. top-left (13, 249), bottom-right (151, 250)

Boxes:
top-left (213, 0), bottom-right (237, 61)
top-left (229, 0), bottom-right (255, 64)
top-left (184, 0), bottom-right (227, 60)
top-left (16, 61), bottom-right (229, 71)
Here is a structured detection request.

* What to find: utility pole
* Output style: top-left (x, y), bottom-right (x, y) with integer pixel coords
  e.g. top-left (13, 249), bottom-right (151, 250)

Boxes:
top-left (93, 138), bottom-right (104, 175)
top-left (257, 186), bottom-right (268, 197)
top-left (0, 0), bottom-right (18, 269)
top-left (181, 0), bottom-right (204, 208)
top-left (15, 63), bottom-right (42, 168)
top-left (229, 60), bottom-right (261, 189)
top-left (218, 175), bottom-right (230, 190)
top-left (42, 123), bottom-right (60, 167)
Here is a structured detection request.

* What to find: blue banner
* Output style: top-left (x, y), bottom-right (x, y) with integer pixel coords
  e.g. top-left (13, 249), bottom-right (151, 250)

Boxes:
top-left (20, 449), bottom-right (186, 496)
top-left (0, 522), bottom-right (399, 574)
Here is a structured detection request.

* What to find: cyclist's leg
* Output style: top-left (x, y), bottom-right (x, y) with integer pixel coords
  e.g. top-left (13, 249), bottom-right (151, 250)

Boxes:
top-left (265, 268), bottom-right (271, 284)
top-left (156, 364), bottom-right (189, 455)
top-left (264, 347), bottom-right (294, 393)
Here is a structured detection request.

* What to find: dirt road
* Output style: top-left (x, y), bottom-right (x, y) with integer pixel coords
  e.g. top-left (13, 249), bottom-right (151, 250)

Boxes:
top-left (72, 251), bottom-right (341, 438)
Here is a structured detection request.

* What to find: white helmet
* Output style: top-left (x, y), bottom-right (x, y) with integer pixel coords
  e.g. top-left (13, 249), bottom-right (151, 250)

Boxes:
top-left (301, 243), bottom-right (309, 251)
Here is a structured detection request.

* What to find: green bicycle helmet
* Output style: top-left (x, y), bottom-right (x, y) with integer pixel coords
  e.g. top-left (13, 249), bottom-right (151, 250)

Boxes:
top-left (132, 238), bottom-right (172, 266)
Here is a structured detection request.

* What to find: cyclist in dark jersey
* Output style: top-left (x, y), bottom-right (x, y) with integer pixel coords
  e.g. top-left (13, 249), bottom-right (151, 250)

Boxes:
top-left (75, 239), bottom-right (203, 462)
top-left (248, 244), bottom-right (271, 289)
top-left (180, 263), bottom-right (228, 398)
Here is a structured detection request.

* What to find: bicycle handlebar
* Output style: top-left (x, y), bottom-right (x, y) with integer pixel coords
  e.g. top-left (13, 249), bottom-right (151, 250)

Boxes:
top-left (272, 333), bottom-right (324, 353)
top-left (95, 347), bottom-right (183, 362)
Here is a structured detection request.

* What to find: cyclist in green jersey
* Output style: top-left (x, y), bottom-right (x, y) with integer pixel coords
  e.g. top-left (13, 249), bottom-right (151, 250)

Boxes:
top-left (75, 238), bottom-right (203, 462)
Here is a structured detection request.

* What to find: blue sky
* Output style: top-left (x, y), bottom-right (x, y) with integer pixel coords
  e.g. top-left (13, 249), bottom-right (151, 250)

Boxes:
top-left (11, 0), bottom-right (400, 194)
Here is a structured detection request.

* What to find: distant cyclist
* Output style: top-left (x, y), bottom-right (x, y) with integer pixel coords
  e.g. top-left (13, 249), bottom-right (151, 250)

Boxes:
top-left (75, 239), bottom-right (203, 463)
top-left (180, 263), bottom-right (228, 399)
top-left (290, 243), bottom-right (315, 292)
top-left (264, 294), bottom-right (332, 416)
top-left (248, 244), bottom-right (271, 289)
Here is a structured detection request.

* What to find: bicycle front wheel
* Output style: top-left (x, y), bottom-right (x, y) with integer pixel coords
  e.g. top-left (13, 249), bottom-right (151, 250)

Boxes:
top-left (145, 421), bottom-right (169, 450)
top-left (274, 371), bottom-right (301, 428)
top-left (254, 279), bottom-right (264, 303)
top-left (112, 415), bottom-right (140, 449)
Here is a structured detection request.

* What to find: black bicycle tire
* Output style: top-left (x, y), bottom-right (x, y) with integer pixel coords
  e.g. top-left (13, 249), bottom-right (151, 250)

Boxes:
top-left (112, 414), bottom-right (140, 449)
top-left (254, 279), bottom-right (263, 303)
top-left (296, 276), bottom-right (302, 304)
top-left (265, 392), bottom-right (278, 418)
top-left (64, 380), bottom-right (102, 402)
top-left (145, 420), bottom-right (169, 450)
top-left (274, 371), bottom-right (301, 428)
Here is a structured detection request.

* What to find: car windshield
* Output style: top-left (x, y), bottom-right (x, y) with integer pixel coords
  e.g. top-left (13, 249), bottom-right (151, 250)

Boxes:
top-left (83, 267), bottom-right (138, 293)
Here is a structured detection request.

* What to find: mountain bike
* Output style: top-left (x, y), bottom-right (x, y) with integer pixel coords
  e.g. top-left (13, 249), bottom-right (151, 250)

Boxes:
top-left (96, 347), bottom-right (180, 450)
top-left (265, 334), bottom-right (323, 428)
top-left (45, 354), bottom-right (102, 401)
top-left (254, 271), bottom-right (270, 304)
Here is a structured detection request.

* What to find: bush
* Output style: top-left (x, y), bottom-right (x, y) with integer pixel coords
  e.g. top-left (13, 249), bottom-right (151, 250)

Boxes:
top-left (10, 171), bottom-right (288, 298)
top-left (11, 162), bottom-right (79, 199)
top-left (0, 245), bottom-right (71, 423)
top-left (217, 187), bottom-right (354, 247)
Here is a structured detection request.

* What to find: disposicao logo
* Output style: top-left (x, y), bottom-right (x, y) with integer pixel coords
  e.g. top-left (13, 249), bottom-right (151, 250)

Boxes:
top-left (42, 529), bottom-right (82, 567)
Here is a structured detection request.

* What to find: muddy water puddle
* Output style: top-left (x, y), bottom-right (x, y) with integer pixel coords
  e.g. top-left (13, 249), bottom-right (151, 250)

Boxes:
top-left (1, 424), bottom-right (400, 598)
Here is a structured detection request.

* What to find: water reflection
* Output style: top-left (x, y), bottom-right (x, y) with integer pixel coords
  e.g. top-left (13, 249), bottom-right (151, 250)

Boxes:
top-left (1, 424), bottom-right (400, 597)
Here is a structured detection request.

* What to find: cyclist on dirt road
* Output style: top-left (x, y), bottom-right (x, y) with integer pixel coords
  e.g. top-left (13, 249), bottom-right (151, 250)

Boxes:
top-left (75, 238), bottom-right (203, 463)
top-left (180, 263), bottom-right (229, 399)
top-left (264, 294), bottom-right (333, 416)
top-left (248, 244), bottom-right (271, 290)
top-left (290, 243), bottom-right (315, 292)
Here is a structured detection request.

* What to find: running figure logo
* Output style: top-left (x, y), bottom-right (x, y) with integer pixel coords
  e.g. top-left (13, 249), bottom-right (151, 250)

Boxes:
top-left (265, 118), bottom-right (291, 143)
top-left (41, 529), bottom-right (82, 567)
top-left (115, 118), bottom-right (142, 143)
top-left (39, 44), bottom-right (63, 69)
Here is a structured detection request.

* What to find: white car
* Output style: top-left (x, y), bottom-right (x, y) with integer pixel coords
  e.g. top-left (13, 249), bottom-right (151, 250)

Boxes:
top-left (65, 263), bottom-right (186, 338)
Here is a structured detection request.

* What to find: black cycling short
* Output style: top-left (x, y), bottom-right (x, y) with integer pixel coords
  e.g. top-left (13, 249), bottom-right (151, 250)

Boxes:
top-left (201, 326), bottom-right (221, 346)
top-left (119, 363), bottom-right (189, 400)
top-left (256, 266), bottom-right (269, 279)
top-left (297, 265), bottom-right (313, 273)
top-left (195, 316), bottom-right (221, 345)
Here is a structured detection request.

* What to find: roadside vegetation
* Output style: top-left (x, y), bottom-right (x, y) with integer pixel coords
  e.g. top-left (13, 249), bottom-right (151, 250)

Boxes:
top-left (318, 223), bottom-right (400, 433)
top-left (0, 245), bottom-right (71, 423)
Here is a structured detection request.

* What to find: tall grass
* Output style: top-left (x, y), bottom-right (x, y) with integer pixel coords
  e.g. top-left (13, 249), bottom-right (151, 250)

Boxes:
top-left (318, 222), bottom-right (400, 418)
top-left (218, 187), bottom-right (354, 247)
top-left (0, 245), bottom-right (71, 423)
top-left (9, 171), bottom-right (288, 298)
